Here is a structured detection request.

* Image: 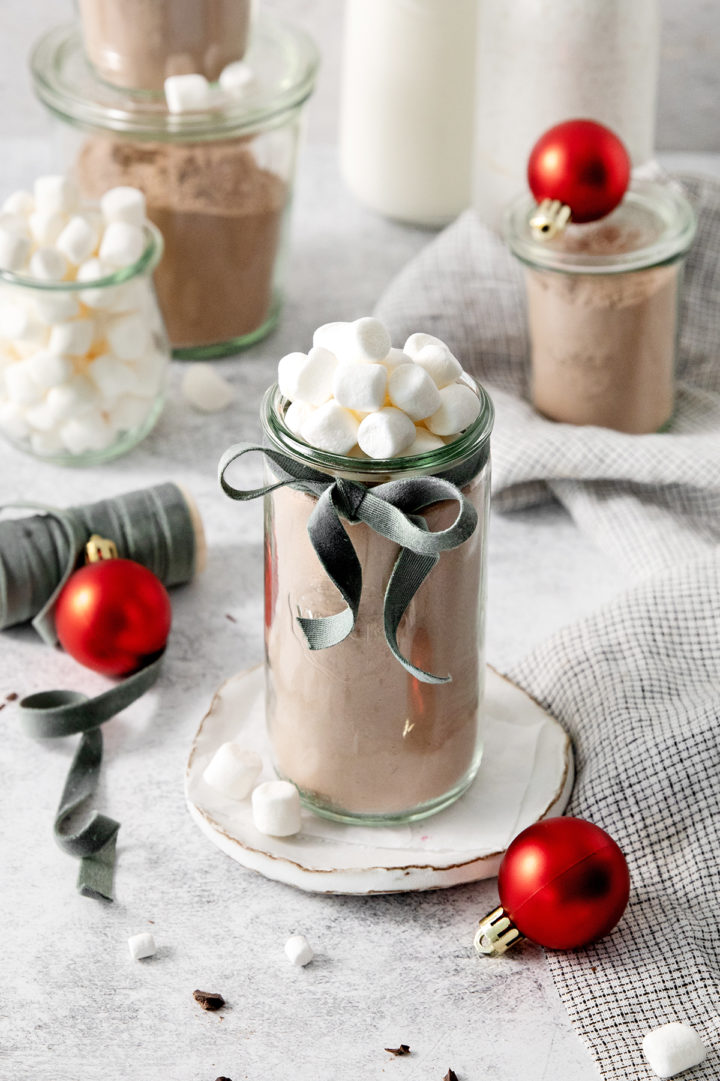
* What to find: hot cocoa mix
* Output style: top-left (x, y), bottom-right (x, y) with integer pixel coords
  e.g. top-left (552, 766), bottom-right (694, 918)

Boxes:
top-left (77, 137), bottom-right (286, 350)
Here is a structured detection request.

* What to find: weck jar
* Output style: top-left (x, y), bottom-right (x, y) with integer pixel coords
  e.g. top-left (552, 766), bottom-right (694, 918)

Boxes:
top-left (505, 180), bottom-right (696, 433)
top-left (31, 14), bottom-right (318, 359)
top-left (258, 376), bottom-right (494, 824)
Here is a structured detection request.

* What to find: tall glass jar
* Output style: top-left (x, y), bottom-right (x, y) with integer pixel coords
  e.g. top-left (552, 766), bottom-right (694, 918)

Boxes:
top-left (505, 181), bottom-right (696, 433)
top-left (31, 15), bottom-right (318, 359)
top-left (474, 0), bottom-right (661, 231)
top-left (260, 378), bottom-right (494, 824)
top-left (0, 223), bottom-right (169, 464)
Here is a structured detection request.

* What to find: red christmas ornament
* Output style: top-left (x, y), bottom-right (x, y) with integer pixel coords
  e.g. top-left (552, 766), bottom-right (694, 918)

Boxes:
top-left (528, 119), bottom-right (631, 225)
top-left (55, 536), bottom-right (171, 677)
top-left (475, 817), bottom-right (630, 955)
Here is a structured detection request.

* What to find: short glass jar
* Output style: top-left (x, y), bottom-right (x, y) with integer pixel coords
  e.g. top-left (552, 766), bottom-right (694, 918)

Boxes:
top-left (260, 377), bottom-right (494, 824)
top-left (77, 0), bottom-right (252, 92)
top-left (0, 224), bottom-right (168, 465)
top-left (506, 181), bottom-right (696, 433)
top-left (31, 15), bottom-right (319, 359)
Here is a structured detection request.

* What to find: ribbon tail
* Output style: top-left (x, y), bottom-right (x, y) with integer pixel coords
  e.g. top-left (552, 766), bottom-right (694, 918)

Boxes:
top-left (384, 547), bottom-right (451, 685)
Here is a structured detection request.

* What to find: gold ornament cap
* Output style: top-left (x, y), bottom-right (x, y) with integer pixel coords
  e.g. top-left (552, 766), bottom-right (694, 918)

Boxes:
top-left (85, 534), bottom-right (118, 563)
top-left (473, 906), bottom-right (524, 957)
top-left (529, 198), bottom-right (571, 241)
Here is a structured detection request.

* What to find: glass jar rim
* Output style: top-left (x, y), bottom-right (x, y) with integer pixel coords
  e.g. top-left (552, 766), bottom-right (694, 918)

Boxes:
top-left (505, 180), bottom-right (697, 275)
top-left (31, 14), bottom-right (319, 140)
top-left (261, 375), bottom-right (494, 482)
top-left (0, 221), bottom-right (164, 291)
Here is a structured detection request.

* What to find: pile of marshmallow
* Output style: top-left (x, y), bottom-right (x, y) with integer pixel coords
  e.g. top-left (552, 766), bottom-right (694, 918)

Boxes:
top-left (277, 316), bottom-right (481, 459)
top-left (0, 175), bottom-right (166, 458)
top-left (164, 60), bottom-right (254, 114)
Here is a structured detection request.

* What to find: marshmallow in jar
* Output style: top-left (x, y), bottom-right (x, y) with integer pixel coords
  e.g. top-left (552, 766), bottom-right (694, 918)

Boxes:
top-left (340, 0), bottom-right (477, 227)
top-left (474, 0), bottom-right (661, 232)
top-left (0, 175), bottom-right (169, 464)
top-left (256, 318), bottom-right (494, 824)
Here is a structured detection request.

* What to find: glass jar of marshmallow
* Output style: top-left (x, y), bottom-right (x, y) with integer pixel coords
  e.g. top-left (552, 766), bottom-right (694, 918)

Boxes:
top-left (256, 318), bottom-right (494, 824)
top-left (0, 174), bottom-right (169, 464)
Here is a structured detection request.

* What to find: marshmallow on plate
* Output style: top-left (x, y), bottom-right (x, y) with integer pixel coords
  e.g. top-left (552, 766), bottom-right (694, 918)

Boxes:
top-left (203, 743), bottom-right (262, 801)
top-left (642, 1023), bottom-right (706, 1079)
top-left (388, 363), bottom-right (441, 421)
top-left (301, 400), bottom-right (359, 454)
top-left (333, 361), bottom-right (387, 413)
top-left (284, 935), bottom-right (314, 967)
top-left (252, 780), bottom-right (302, 837)
top-left (128, 933), bottom-right (157, 961)
top-left (181, 364), bottom-right (235, 413)
top-left (426, 382), bottom-right (481, 436)
top-left (278, 347), bottom-right (337, 406)
top-left (357, 406), bottom-right (416, 459)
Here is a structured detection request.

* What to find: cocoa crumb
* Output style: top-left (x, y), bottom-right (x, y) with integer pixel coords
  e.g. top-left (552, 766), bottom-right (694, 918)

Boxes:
top-left (6, 692), bottom-right (18, 701)
top-left (444, 1071), bottom-right (459, 1081)
top-left (385, 1045), bottom-right (410, 1056)
top-left (215, 1076), bottom-right (233, 1080)
top-left (193, 990), bottom-right (225, 1011)
top-left (225, 613), bottom-right (237, 623)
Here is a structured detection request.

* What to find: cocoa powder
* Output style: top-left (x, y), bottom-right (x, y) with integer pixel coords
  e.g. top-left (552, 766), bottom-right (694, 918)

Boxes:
top-left (77, 137), bottom-right (286, 351)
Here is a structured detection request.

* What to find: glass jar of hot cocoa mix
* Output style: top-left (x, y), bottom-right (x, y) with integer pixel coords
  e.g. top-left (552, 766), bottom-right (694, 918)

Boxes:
top-left (505, 181), bottom-right (696, 433)
top-left (32, 15), bottom-right (318, 359)
top-left (228, 377), bottom-right (494, 825)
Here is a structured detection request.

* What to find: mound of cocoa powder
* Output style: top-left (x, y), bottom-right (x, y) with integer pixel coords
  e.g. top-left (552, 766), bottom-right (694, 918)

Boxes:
top-left (77, 136), bottom-right (287, 351)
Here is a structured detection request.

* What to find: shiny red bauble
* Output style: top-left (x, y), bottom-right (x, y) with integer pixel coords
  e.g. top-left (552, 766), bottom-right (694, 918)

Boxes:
top-left (528, 119), bottom-right (631, 224)
top-left (55, 559), bottom-right (172, 677)
top-left (498, 817), bottom-right (630, 950)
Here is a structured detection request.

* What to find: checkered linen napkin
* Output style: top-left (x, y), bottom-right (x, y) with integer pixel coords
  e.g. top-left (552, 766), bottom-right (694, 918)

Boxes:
top-left (376, 175), bottom-right (720, 1078)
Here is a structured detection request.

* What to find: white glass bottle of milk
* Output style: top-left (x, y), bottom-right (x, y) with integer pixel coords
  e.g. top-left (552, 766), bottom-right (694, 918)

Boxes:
top-left (340, 0), bottom-right (478, 227)
top-left (474, 0), bottom-right (661, 232)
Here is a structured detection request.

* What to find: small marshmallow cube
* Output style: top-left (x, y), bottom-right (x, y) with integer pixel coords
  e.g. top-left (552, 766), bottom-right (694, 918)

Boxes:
top-left (99, 222), bottom-right (146, 269)
top-left (128, 932), bottom-right (157, 961)
top-left (252, 780), bottom-right (302, 837)
top-left (642, 1023), bottom-right (707, 1079)
top-left (29, 210), bottom-right (65, 247)
top-left (203, 743), bottom-right (262, 801)
top-left (345, 317), bottom-right (391, 362)
top-left (400, 427), bottom-right (445, 456)
top-left (27, 350), bottom-right (73, 389)
top-left (34, 292), bottom-right (81, 325)
top-left (88, 355), bottom-right (137, 400)
top-left (383, 347), bottom-right (413, 372)
top-left (0, 401), bottom-right (30, 439)
top-left (77, 258), bottom-right (118, 310)
top-left (388, 364), bottom-right (441, 421)
top-left (33, 175), bottom-right (78, 216)
top-left (285, 399), bottom-right (316, 435)
top-left (357, 406), bottom-right (416, 459)
top-left (30, 430), bottom-right (64, 456)
top-left (101, 186), bottom-right (147, 227)
top-left (426, 383), bottom-right (481, 435)
top-left (301, 400), bottom-right (359, 455)
top-left (25, 400), bottom-right (61, 432)
top-left (403, 331), bottom-right (448, 358)
top-left (0, 301), bottom-right (43, 343)
top-left (333, 361), bottom-right (387, 413)
top-left (55, 215), bottom-right (99, 266)
top-left (0, 228), bottom-right (31, 271)
top-left (181, 364), bottom-right (235, 413)
top-left (29, 248), bottom-right (68, 282)
top-left (106, 312), bottom-right (151, 360)
top-left (5, 362), bottom-right (43, 406)
top-left (219, 61), bottom-right (255, 95)
top-left (109, 394), bottom-right (152, 433)
top-left (49, 318), bottom-right (95, 357)
top-left (312, 321), bottom-right (349, 357)
top-left (284, 935), bottom-right (314, 967)
top-left (278, 347), bottom-right (337, 406)
top-left (45, 377), bottom-right (97, 424)
top-left (2, 191), bottom-right (34, 218)
top-left (165, 73), bottom-right (213, 113)
top-left (60, 411), bottom-right (114, 454)
top-left (413, 343), bottom-right (463, 388)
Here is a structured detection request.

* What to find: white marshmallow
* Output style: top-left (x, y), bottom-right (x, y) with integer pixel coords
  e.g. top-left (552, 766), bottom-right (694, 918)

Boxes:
top-left (285, 399), bottom-right (316, 436)
top-left (99, 222), bottom-right (146, 269)
top-left (344, 316), bottom-right (391, 362)
top-left (0, 301), bottom-right (44, 344)
top-left (413, 343), bottom-right (463, 388)
top-left (45, 377), bottom-right (97, 423)
top-left (642, 1023), bottom-right (706, 1079)
top-left (278, 347), bottom-right (337, 406)
top-left (333, 361), bottom-right (387, 413)
top-left (403, 331), bottom-right (448, 358)
top-left (399, 427), bottom-right (445, 456)
top-left (388, 364), bottom-right (441, 421)
top-left (49, 317), bottom-right (95, 357)
top-left (27, 350), bottom-right (73, 389)
top-left (55, 215), bottom-right (99, 266)
top-left (112, 279), bottom-right (151, 313)
top-left (30, 430), bottom-right (64, 457)
top-left (0, 401), bottom-right (30, 440)
top-left (60, 410), bottom-right (114, 454)
top-left (218, 61), bottom-right (255, 96)
top-left (357, 406), bottom-right (416, 459)
top-left (312, 321), bottom-right (349, 358)
top-left (109, 395), bottom-right (153, 433)
top-left (100, 186), bottom-right (147, 227)
top-left (25, 400), bottom-right (59, 432)
top-left (88, 354), bottom-right (137, 400)
top-left (29, 248), bottom-right (67, 283)
top-left (28, 210), bottom-right (66, 247)
top-left (203, 743), bottom-right (262, 801)
top-left (284, 935), bottom-right (314, 967)
top-left (0, 228), bottom-right (30, 272)
top-left (33, 292), bottom-right (81, 325)
top-left (77, 259), bottom-right (119, 310)
top-left (426, 383), bottom-right (481, 435)
top-left (128, 933), bottom-right (157, 961)
top-left (4, 362), bottom-right (43, 406)
top-left (106, 312), bottom-right (151, 360)
top-left (181, 363), bottom-right (234, 413)
top-left (127, 351), bottom-right (166, 398)
top-left (0, 212), bottom-right (30, 236)
top-left (251, 780), bottom-right (302, 837)
top-left (383, 347), bottom-right (413, 372)
top-left (2, 191), bottom-right (34, 218)
top-left (165, 73), bottom-right (214, 113)
top-left (33, 175), bottom-right (79, 216)
top-left (301, 400), bottom-right (359, 455)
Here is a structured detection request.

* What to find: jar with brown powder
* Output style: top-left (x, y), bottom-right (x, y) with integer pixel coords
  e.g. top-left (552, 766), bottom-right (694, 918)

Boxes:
top-left (506, 181), bottom-right (696, 433)
top-left (31, 15), bottom-right (318, 358)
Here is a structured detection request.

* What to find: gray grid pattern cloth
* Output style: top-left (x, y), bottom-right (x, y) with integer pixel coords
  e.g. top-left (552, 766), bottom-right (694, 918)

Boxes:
top-left (376, 175), bottom-right (720, 1079)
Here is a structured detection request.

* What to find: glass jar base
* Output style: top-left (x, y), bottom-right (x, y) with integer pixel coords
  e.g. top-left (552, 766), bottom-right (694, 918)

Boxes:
top-left (171, 295), bottom-right (282, 361)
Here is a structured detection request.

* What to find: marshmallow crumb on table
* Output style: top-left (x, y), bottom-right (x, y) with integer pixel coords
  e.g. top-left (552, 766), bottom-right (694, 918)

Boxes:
top-left (181, 364), bottom-right (235, 413)
top-left (642, 1022), bottom-right (707, 1078)
top-left (284, 935), bottom-right (314, 967)
top-left (128, 932), bottom-right (157, 961)
top-left (252, 780), bottom-right (302, 837)
top-left (203, 743), bottom-right (262, 800)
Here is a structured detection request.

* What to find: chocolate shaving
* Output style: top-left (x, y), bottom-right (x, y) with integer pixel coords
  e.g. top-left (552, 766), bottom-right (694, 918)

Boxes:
top-left (385, 1045), bottom-right (411, 1056)
top-left (443, 1071), bottom-right (459, 1081)
top-left (6, 692), bottom-right (18, 701)
top-left (225, 613), bottom-right (237, 623)
top-left (193, 989), bottom-right (225, 1011)
top-left (215, 1077), bottom-right (233, 1080)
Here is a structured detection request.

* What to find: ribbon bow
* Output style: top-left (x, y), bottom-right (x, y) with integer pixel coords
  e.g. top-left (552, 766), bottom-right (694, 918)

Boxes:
top-left (219, 442), bottom-right (484, 684)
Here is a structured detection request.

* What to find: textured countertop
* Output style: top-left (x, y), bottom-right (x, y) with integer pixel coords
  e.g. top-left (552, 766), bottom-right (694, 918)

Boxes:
top-left (2, 146), bottom-right (718, 1081)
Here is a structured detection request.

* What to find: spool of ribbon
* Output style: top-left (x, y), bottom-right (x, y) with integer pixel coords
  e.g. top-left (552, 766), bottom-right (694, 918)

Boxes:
top-left (219, 442), bottom-right (487, 684)
top-left (1, 482), bottom-right (203, 901)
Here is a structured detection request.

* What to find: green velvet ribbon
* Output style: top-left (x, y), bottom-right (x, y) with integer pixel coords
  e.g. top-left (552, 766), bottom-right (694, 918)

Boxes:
top-left (219, 442), bottom-right (487, 684)
top-left (1, 484), bottom-right (197, 901)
